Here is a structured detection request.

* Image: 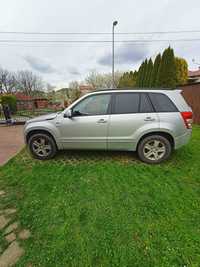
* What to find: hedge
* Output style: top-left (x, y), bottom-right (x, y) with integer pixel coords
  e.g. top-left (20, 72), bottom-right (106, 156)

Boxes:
top-left (0, 95), bottom-right (17, 113)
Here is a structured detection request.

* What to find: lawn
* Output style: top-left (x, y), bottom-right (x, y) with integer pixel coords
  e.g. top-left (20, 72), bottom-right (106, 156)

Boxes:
top-left (0, 126), bottom-right (200, 267)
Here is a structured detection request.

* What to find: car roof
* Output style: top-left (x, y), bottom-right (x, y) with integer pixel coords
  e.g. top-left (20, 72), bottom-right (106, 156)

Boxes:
top-left (88, 88), bottom-right (182, 94)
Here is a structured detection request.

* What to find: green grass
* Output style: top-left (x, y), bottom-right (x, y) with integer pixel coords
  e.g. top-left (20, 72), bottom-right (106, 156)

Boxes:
top-left (1, 126), bottom-right (200, 267)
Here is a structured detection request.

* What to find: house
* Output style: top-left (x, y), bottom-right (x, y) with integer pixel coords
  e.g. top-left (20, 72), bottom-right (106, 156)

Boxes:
top-left (79, 85), bottom-right (94, 96)
top-left (188, 68), bottom-right (200, 84)
top-left (34, 97), bottom-right (49, 109)
top-left (15, 93), bottom-right (50, 111)
top-left (15, 92), bottom-right (34, 110)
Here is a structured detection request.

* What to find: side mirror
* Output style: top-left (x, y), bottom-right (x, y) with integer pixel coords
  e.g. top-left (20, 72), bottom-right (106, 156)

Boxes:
top-left (64, 109), bottom-right (72, 118)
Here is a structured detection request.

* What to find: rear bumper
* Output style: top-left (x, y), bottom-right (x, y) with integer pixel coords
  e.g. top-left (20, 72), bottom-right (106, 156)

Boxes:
top-left (174, 130), bottom-right (192, 149)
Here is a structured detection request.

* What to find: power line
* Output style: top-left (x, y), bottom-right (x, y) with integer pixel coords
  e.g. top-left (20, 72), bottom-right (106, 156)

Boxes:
top-left (0, 38), bottom-right (199, 43)
top-left (0, 30), bottom-right (199, 35)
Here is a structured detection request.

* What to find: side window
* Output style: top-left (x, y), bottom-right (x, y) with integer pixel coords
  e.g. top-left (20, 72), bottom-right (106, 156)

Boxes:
top-left (114, 93), bottom-right (140, 114)
top-left (140, 94), bottom-right (154, 113)
top-left (73, 94), bottom-right (111, 116)
top-left (148, 93), bottom-right (178, 112)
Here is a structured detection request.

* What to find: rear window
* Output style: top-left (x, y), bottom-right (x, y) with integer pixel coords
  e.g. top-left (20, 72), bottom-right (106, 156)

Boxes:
top-left (114, 93), bottom-right (140, 114)
top-left (148, 93), bottom-right (178, 112)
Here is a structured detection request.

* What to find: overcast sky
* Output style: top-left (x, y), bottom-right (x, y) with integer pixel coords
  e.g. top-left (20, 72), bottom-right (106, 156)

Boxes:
top-left (1, 0), bottom-right (200, 88)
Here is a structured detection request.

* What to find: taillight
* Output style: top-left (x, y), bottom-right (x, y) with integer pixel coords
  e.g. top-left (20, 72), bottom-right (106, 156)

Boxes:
top-left (181, 111), bottom-right (193, 129)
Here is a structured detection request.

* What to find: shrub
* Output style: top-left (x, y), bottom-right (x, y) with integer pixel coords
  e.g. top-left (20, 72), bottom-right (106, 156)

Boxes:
top-left (0, 94), bottom-right (17, 113)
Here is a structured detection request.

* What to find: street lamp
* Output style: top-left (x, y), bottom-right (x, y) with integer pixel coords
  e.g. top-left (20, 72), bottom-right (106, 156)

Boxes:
top-left (112, 20), bottom-right (118, 88)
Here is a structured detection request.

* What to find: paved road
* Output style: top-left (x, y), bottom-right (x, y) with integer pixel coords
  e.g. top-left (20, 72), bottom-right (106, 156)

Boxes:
top-left (0, 125), bottom-right (24, 166)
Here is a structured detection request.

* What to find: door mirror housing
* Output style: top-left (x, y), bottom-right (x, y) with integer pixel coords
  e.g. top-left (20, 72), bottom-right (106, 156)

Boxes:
top-left (64, 109), bottom-right (72, 118)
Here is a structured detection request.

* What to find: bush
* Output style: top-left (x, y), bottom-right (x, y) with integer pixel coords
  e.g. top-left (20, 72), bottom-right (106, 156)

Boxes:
top-left (0, 95), bottom-right (17, 113)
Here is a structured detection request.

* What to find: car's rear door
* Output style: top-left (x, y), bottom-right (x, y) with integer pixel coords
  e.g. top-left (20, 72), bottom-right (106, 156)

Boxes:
top-left (107, 92), bottom-right (159, 150)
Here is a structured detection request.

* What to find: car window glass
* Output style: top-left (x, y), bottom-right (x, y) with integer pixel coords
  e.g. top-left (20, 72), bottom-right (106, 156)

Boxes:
top-left (73, 94), bottom-right (111, 116)
top-left (140, 94), bottom-right (154, 113)
top-left (148, 93), bottom-right (178, 112)
top-left (114, 93), bottom-right (140, 114)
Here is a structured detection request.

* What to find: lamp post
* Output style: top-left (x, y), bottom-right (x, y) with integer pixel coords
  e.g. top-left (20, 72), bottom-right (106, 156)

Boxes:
top-left (112, 20), bottom-right (118, 88)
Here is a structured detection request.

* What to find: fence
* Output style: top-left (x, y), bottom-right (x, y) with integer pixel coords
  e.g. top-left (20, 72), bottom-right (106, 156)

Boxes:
top-left (181, 82), bottom-right (200, 124)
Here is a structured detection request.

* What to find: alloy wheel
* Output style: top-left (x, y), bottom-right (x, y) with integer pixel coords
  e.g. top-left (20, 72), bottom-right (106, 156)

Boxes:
top-left (32, 137), bottom-right (52, 157)
top-left (143, 139), bottom-right (166, 161)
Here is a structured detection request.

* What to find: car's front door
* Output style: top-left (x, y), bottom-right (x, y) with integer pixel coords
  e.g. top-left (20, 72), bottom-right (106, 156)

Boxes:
top-left (58, 93), bottom-right (112, 149)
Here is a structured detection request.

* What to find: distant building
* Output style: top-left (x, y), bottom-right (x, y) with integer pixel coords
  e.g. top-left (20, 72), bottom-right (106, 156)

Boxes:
top-left (188, 68), bottom-right (200, 84)
top-left (34, 97), bottom-right (49, 109)
top-left (14, 93), bottom-right (49, 110)
top-left (15, 92), bottom-right (34, 110)
top-left (79, 85), bottom-right (94, 96)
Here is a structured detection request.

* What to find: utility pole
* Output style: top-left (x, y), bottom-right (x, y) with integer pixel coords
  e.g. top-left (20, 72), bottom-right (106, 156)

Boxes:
top-left (112, 21), bottom-right (118, 88)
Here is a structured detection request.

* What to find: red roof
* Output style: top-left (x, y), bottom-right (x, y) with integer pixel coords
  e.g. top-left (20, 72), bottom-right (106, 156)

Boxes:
top-left (188, 69), bottom-right (200, 78)
top-left (14, 92), bottom-right (33, 101)
top-left (79, 85), bottom-right (93, 91)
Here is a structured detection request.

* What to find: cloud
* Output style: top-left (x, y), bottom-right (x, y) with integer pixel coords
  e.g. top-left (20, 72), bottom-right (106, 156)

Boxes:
top-left (98, 45), bottom-right (149, 66)
top-left (23, 55), bottom-right (56, 73)
top-left (67, 66), bottom-right (81, 76)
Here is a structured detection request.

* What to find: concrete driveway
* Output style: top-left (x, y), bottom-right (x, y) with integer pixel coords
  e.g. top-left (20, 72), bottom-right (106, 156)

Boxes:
top-left (0, 125), bottom-right (24, 166)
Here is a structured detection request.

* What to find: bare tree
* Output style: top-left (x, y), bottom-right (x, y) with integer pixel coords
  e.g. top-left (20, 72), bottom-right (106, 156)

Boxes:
top-left (16, 70), bottom-right (44, 96)
top-left (85, 70), bottom-right (123, 89)
top-left (0, 68), bottom-right (17, 93)
top-left (68, 81), bottom-right (81, 102)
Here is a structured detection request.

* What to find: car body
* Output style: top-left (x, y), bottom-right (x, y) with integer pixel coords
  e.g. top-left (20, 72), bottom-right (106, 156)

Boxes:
top-left (24, 89), bottom-right (192, 164)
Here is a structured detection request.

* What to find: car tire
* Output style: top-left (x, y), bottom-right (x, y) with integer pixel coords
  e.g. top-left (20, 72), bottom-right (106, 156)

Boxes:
top-left (137, 135), bottom-right (172, 164)
top-left (28, 133), bottom-right (57, 160)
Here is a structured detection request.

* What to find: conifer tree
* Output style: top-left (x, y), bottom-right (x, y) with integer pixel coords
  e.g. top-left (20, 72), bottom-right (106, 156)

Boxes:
top-left (175, 57), bottom-right (188, 85)
top-left (141, 59), bottom-right (148, 87)
top-left (150, 53), bottom-right (161, 88)
top-left (146, 58), bottom-right (153, 87)
top-left (157, 47), bottom-right (176, 88)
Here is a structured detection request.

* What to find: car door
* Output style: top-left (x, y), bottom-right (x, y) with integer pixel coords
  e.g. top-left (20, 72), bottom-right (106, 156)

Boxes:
top-left (58, 93), bottom-right (112, 149)
top-left (107, 92), bottom-right (159, 151)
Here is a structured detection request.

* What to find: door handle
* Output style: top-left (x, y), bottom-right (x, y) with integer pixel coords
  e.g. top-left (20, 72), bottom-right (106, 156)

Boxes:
top-left (97, 119), bottom-right (107, 123)
top-left (144, 117), bottom-right (155, 122)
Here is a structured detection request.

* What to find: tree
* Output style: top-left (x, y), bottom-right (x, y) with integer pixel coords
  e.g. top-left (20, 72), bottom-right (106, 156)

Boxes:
top-left (0, 68), bottom-right (17, 93)
top-left (136, 62), bottom-right (144, 87)
top-left (157, 47), bottom-right (177, 88)
top-left (68, 81), bottom-right (81, 101)
top-left (175, 57), bottom-right (188, 85)
top-left (140, 59), bottom-right (148, 87)
top-left (0, 94), bottom-right (17, 112)
top-left (16, 70), bottom-right (44, 96)
top-left (85, 70), bottom-right (122, 89)
top-left (150, 54), bottom-right (161, 88)
top-left (143, 59), bottom-right (153, 87)
top-left (118, 70), bottom-right (138, 88)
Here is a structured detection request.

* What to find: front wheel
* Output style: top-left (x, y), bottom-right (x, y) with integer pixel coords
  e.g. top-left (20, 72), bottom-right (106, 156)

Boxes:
top-left (137, 135), bottom-right (172, 164)
top-left (28, 133), bottom-right (57, 160)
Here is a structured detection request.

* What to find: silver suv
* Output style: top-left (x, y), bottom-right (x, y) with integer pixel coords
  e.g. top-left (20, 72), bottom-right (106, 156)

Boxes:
top-left (24, 89), bottom-right (192, 164)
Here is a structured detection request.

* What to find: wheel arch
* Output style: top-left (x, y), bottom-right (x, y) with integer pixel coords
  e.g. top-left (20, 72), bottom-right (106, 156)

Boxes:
top-left (136, 131), bottom-right (175, 151)
top-left (26, 129), bottom-right (58, 149)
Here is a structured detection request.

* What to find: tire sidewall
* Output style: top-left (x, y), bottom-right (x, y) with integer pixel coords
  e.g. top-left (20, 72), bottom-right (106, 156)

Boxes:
top-left (137, 135), bottom-right (172, 164)
top-left (28, 133), bottom-right (57, 160)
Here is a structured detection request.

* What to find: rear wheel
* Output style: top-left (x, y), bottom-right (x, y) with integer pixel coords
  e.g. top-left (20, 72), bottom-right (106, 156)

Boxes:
top-left (137, 135), bottom-right (172, 164)
top-left (28, 133), bottom-right (57, 160)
